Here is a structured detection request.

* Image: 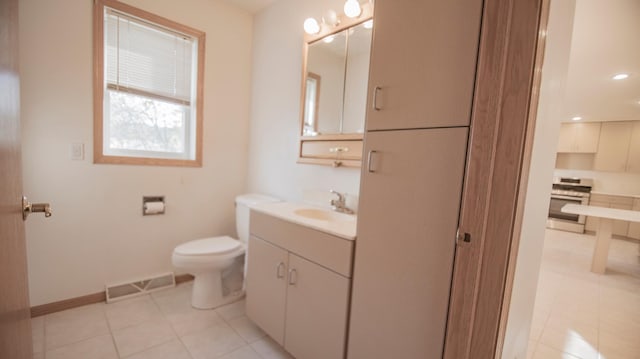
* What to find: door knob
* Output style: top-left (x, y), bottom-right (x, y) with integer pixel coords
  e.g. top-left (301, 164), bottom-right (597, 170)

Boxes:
top-left (23, 196), bottom-right (52, 220)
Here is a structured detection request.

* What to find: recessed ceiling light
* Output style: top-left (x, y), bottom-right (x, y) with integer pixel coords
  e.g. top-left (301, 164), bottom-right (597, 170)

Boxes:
top-left (572, 116), bottom-right (582, 121)
top-left (612, 73), bottom-right (629, 80)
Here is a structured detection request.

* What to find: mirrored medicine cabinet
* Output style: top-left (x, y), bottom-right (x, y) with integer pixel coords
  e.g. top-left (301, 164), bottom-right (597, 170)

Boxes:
top-left (298, 4), bottom-right (373, 168)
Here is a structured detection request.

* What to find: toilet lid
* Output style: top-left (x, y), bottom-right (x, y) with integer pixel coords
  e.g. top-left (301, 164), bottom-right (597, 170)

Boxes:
top-left (174, 236), bottom-right (242, 256)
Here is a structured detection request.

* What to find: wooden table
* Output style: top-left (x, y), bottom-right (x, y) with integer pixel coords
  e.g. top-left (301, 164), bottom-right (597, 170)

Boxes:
top-left (561, 204), bottom-right (640, 274)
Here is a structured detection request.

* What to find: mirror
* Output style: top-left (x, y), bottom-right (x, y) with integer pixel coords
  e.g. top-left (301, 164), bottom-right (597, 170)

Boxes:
top-left (298, 6), bottom-right (373, 168)
top-left (302, 22), bottom-right (373, 136)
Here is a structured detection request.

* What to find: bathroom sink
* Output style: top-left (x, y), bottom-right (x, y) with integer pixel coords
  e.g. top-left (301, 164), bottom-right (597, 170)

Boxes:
top-left (293, 208), bottom-right (354, 222)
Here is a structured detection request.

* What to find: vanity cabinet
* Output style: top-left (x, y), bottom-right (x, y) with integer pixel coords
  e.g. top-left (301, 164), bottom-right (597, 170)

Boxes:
top-left (365, 0), bottom-right (482, 131)
top-left (246, 211), bottom-right (353, 359)
top-left (593, 122), bottom-right (633, 172)
top-left (556, 122), bottom-right (601, 153)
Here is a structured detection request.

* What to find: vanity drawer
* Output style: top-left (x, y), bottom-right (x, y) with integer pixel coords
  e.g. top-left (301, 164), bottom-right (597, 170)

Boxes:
top-left (301, 140), bottom-right (363, 160)
top-left (250, 210), bottom-right (354, 277)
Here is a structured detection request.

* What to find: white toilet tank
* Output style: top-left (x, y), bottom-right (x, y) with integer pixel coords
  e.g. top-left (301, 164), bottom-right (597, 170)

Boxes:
top-left (235, 194), bottom-right (280, 244)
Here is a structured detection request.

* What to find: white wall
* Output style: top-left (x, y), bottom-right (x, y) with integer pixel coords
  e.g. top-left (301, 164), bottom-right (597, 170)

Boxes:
top-left (247, 0), bottom-right (361, 207)
top-left (501, 1), bottom-right (577, 358)
top-left (20, 0), bottom-right (253, 305)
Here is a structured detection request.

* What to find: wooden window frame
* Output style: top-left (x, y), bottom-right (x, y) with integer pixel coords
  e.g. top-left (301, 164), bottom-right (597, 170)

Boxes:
top-left (93, 0), bottom-right (205, 167)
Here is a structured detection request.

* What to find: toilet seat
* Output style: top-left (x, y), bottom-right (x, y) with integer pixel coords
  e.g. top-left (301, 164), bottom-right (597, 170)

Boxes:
top-left (174, 236), bottom-right (242, 256)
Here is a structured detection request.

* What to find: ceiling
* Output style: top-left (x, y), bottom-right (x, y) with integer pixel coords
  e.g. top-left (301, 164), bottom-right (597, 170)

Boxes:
top-left (563, 0), bottom-right (640, 123)
top-left (222, 0), bottom-right (277, 13)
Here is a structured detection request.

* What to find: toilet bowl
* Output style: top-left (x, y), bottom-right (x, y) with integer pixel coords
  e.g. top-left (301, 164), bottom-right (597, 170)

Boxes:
top-left (172, 194), bottom-right (279, 309)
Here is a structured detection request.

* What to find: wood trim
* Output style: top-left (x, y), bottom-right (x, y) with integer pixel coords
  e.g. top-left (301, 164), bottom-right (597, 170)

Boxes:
top-left (30, 274), bottom-right (194, 317)
top-left (296, 157), bottom-right (361, 168)
top-left (443, 0), bottom-right (544, 358)
top-left (175, 273), bottom-right (194, 284)
top-left (31, 292), bottom-right (106, 318)
top-left (93, 0), bottom-right (205, 168)
top-left (300, 134), bottom-right (364, 141)
top-left (495, 0), bottom-right (550, 356)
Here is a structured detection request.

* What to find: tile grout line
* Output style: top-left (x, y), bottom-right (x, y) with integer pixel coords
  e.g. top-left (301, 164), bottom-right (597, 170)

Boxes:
top-left (149, 288), bottom-right (195, 359)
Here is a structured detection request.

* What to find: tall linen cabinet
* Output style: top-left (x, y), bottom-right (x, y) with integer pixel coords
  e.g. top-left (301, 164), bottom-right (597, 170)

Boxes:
top-left (347, 0), bottom-right (483, 358)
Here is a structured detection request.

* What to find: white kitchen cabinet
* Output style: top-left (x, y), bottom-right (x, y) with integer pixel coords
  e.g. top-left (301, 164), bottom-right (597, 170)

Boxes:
top-left (364, 0), bottom-right (482, 131)
top-left (348, 128), bottom-right (468, 358)
top-left (628, 198), bottom-right (640, 240)
top-left (246, 212), bottom-right (353, 359)
top-left (556, 122), bottom-right (601, 153)
top-left (586, 194), bottom-right (633, 237)
top-left (593, 122), bottom-right (633, 172)
top-left (626, 122), bottom-right (640, 173)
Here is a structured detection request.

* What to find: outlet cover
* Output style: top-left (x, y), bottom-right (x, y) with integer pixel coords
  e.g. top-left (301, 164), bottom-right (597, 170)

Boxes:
top-left (70, 143), bottom-right (84, 160)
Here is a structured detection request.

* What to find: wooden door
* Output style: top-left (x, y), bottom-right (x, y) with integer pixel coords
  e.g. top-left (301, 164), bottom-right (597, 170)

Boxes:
top-left (365, 0), bottom-right (483, 131)
top-left (245, 236), bottom-right (288, 345)
top-left (284, 254), bottom-right (350, 359)
top-left (348, 128), bottom-right (468, 358)
top-left (0, 0), bottom-right (33, 357)
top-left (594, 122), bottom-right (633, 172)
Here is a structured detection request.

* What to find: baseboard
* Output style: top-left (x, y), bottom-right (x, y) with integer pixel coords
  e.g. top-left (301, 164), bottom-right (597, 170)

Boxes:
top-left (31, 274), bottom-right (195, 317)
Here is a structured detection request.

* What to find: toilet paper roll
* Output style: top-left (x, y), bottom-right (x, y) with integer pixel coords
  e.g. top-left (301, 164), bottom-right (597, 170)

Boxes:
top-left (144, 201), bottom-right (165, 215)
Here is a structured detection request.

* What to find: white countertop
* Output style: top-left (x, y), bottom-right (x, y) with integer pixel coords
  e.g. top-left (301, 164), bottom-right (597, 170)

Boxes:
top-left (562, 204), bottom-right (640, 223)
top-left (250, 202), bottom-right (357, 240)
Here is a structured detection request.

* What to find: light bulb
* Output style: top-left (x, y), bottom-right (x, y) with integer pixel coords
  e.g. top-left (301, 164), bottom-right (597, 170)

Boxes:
top-left (612, 73), bottom-right (629, 80)
top-left (571, 116), bottom-right (582, 121)
top-left (322, 10), bottom-right (339, 27)
top-left (363, 19), bottom-right (373, 29)
top-left (344, 0), bottom-right (362, 18)
top-left (303, 18), bottom-right (320, 34)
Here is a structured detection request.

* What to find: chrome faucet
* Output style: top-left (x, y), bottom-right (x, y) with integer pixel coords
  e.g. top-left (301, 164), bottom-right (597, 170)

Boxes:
top-left (330, 190), bottom-right (354, 214)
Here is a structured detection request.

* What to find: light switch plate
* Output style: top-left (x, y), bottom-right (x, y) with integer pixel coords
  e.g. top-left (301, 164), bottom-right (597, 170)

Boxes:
top-left (70, 143), bottom-right (84, 160)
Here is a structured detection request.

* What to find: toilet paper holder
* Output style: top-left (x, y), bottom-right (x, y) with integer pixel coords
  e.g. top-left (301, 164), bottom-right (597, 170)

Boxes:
top-left (143, 196), bottom-right (165, 216)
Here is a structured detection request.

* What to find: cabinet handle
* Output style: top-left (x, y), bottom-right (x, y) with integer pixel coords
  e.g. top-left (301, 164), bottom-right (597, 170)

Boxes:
top-left (288, 268), bottom-right (298, 285)
top-left (275, 262), bottom-right (285, 279)
top-left (373, 86), bottom-right (382, 111)
top-left (367, 150), bottom-right (378, 173)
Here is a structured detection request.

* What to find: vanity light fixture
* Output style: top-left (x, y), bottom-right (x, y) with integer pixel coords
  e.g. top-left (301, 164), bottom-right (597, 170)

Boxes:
top-left (571, 116), bottom-right (582, 121)
top-left (344, 0), bottom-right (362, 18)
top-left (612, 73), bottom-right (629, 80)
top-left (303, 17), bottom-right (321, 35)
top-left (363, 19), bottom-right (373, 29)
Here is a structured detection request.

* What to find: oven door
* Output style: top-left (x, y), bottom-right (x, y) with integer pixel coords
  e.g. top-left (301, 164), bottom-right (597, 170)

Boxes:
top-left (548, 194), bottom-right (587, 224)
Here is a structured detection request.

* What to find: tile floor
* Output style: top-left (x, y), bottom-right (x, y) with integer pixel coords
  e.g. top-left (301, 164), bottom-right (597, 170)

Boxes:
top-left (527, 229), bottom-right (640, 359)
top-left (31, 283), bottom-right (293, 359)
top-left (31, 228), bottom-right (640, 359)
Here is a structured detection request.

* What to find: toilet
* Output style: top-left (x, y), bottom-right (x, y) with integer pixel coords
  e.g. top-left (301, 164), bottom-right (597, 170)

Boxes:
top-left (172, 194), bottom-right (279, 309)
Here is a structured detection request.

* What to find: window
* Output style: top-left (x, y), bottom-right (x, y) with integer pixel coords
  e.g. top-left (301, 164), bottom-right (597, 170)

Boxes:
top-left (94, 0), bottom-right (205, 166)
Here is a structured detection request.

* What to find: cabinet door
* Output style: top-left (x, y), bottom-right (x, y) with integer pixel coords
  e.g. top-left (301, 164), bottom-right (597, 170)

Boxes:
top-left (626, 122), bottom-right (640, 173)
top-left (594, 122), bottom-right (633, 172)
top-left (348, 128), bottom-right (468, 358)
top-left (245, 236), bottom-right (288, 345)
top-left (628, 198), bottom-right (640, 240)
top-left (574, 122), bottom-right (600, 153)
top-left (556, 123), bottom-right (575, 153)
top-left (365, 0), bottom-right (482, 131)
top-left (284, 254), bottom-right (350, 359)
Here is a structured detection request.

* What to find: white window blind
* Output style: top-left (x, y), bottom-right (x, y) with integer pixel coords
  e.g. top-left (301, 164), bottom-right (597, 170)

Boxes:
top-left (105, 9), bottom-right (195, 105)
